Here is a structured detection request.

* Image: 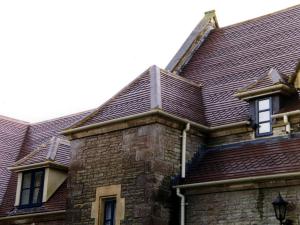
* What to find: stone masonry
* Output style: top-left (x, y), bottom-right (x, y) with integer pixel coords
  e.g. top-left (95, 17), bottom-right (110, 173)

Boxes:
top-left (185, 178), bottom-right (300, 225)
top-left (66, 118), bottom-right (204, 225)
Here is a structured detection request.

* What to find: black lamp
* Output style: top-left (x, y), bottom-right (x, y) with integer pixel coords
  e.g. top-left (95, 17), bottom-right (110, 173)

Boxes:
top-left (272, 193), bottom-right (291, 225)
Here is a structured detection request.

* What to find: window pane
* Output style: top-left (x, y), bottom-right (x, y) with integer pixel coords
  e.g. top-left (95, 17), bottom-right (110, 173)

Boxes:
top-left (34, 171), bottom-right (43, 187)
top-left (259, 122), bottom-right (271, 134)
top-left (22, 173), bottom-right (31, 189)
top-left (105, 201), bottom-right (112, 220)
top-left (259, 111), bottom-right (270, 122)
top-left (32, 187), bottom-right (42, 204)
top-left (258, 99), bottom-right (270, 111)
top-left (21, 189), bottom-right (30, 205)
top-left (103, 199), bottom-right (116, 225)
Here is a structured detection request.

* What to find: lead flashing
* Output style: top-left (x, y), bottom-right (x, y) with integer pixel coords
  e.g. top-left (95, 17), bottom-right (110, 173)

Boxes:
top-left (150, 65), bottom-right (162, 109)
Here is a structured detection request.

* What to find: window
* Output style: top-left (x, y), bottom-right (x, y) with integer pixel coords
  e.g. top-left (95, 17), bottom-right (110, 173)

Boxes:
top-left (91, 185), bottom-right (124, 225)
top-left (256, 97), bottom-right (272, 136)
top-left (19, 169), bottom-right (44, 208)
top-left (103, 198), bottom-right (116, 225)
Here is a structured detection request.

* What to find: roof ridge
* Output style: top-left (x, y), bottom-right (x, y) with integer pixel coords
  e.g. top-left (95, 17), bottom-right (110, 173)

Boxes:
top-left (219, 4), bottom-right (300, 30)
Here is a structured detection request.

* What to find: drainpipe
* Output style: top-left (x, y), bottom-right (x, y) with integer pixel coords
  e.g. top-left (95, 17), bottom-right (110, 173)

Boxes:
top-left (181, 123), bottom-right (190, 178)
top-left (177, 123), bottom-right (189, 225)
top-left (176, 188), bottom-right (185, 225)
top-left (283, 114), bottom-right (291, 134)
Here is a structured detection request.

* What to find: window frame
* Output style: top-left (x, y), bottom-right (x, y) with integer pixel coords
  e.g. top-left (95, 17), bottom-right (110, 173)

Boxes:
top-left (19, 168), bottom-right (45, 208)
top-left (255, 97), bottom-right (273, 137)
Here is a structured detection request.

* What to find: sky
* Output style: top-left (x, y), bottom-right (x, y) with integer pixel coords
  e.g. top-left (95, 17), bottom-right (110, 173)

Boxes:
top-left (0, 0), bottom-right (299, 122)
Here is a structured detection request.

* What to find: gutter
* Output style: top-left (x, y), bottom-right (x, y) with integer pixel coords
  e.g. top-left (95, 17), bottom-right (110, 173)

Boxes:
top-left (61, 109), bottom-right (249, 136)
top-left (0, 210), bottom-right (66, 221)
top-left (173, 171), bottom-right (300, 189)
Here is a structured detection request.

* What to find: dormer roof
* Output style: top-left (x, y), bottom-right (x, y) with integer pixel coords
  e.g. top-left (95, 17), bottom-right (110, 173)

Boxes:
top-left (235, 68), bottom-right (295, 100)
top-left (9, 137), bottom-right (70, 172)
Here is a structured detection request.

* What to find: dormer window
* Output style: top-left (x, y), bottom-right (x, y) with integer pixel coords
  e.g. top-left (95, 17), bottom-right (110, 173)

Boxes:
top-left (235, 68), bottom-right (297, 137)
top-left (256, 97), bottom-right (272, 136)
top-left (19, 169), bottom-right (44, 208)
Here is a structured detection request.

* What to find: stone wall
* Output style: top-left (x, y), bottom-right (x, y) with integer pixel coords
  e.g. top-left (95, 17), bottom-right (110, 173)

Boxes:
top-left (67, 121), bottom-right (204, 225)
top-left (185, 178), bottom-right (300, 225)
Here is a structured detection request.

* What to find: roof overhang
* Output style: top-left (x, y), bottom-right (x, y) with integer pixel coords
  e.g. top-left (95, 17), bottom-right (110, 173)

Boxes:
top-left (234, 83), bottom-right (296, 101)
top-left (8, 161), bottom-right (68, 173)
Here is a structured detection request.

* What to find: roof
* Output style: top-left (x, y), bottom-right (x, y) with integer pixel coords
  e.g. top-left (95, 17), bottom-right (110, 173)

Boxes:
top-left (0, 116), bottom-right (28, 205)
top-left (179, 4), bottom-right (300, 126)
top-left (0, 110), bottom-right (90, 217)
top-left (69, 66), bottom-right (205, 129)
top-left (160, 70), bottom-right (205, 124)
top-left (70, 68), bottom-right (152, 128)
top-left (185, 134), bottom-right (300, 184)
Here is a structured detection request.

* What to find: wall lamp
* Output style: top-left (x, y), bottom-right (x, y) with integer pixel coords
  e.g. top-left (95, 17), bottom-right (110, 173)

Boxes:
top-left (272, 193), bottom-right (292, 225)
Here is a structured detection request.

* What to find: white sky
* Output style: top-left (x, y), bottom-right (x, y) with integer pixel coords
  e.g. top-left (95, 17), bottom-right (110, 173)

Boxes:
top-left (0, 0), bottom-right (299, 122)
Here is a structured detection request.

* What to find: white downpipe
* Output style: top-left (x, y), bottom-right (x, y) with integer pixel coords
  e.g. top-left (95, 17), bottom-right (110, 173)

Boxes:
top-left (176, 188), bottom-right (185, 225)
top-left (181, 123), bottom-right (190, 178)
top-left (177, 123), bottom-right (189, 225)
top-left (283, 114), bottom-right (291, 134)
